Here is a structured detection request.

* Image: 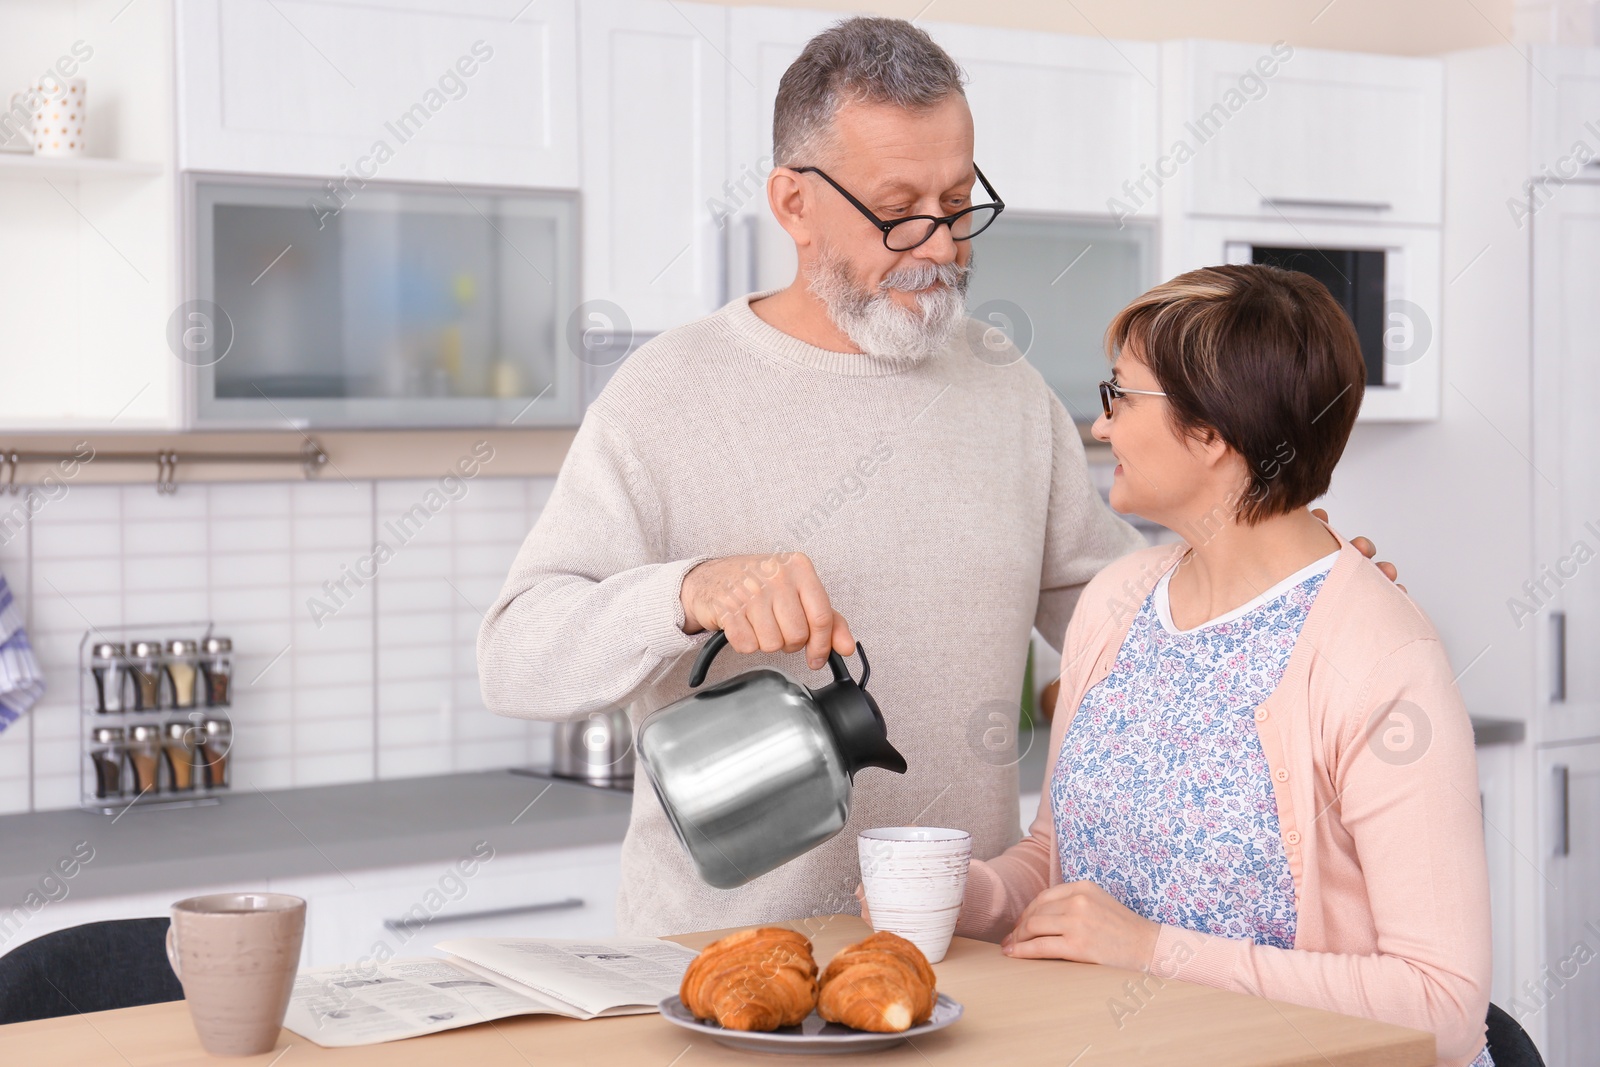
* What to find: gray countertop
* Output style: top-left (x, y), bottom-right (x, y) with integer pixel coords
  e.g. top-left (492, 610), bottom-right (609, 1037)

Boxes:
top-left (0, 771), bottom-right (632, 907)
top-left (0, 714), bottom-right (1521, 909)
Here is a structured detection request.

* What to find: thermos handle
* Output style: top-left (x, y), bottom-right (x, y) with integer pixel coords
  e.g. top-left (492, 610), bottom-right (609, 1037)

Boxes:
top-left (688, 630), bottom-right (866, 689)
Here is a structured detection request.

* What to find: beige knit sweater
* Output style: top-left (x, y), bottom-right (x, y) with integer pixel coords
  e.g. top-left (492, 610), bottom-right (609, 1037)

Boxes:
top-left (477, 293), bottom-right (1143, 937)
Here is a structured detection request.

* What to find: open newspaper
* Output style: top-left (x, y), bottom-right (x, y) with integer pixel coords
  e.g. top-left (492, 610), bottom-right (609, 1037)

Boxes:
top-left (283, 938), bottom-right (700, 1048)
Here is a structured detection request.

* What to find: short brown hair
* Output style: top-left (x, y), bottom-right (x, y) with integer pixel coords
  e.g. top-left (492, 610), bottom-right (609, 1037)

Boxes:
top-left (1105, 264), bottom-right (1366, 525)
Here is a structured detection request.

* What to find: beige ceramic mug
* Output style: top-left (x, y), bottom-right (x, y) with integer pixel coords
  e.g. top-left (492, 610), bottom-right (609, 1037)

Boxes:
top-left (166, 892), bottom-right (305, 1057)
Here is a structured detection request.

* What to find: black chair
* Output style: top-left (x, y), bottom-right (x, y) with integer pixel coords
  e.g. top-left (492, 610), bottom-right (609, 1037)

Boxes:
top-left (0, 918), bottom-right (185, 1026)
top-left (1486, 1002), bottom-right (1544, 1067)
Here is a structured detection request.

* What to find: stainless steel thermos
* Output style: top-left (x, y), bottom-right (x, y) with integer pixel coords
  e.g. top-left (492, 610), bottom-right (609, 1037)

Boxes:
top-left (636, 632), bottom-right (907, 889)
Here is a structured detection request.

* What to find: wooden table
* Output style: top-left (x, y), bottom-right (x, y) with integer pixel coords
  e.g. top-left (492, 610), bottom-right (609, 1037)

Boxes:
top-left (0, 914), bottom-right (1435, 1066)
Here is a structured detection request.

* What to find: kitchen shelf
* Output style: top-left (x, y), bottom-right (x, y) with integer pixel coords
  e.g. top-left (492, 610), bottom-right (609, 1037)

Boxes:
top-left (0, 152), bottom-right (162, 181)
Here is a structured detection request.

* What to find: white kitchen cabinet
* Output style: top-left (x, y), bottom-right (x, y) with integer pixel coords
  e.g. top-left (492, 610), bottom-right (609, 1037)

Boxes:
top-left (723, 11), bottom-right (1160, 292)
top-left (925, 21), bottom-right (1159, 220)
top-left (277, 843), bottom-right (621, 968)
top-left (175, 0), bottom-right (579, 188)
top-left (1475, 741), bottom-right (1518, 1011)
top-left (579, 0), bottom-right (730, 334)
top-left (725, 6), bottom-right (840, 293)
top-left (1169, 41), bottom-right (1443, 226)
top-left (1538, 742), bottom-right (1600, 1065)
top-left (0, 881), bottom-right (261, 961)
top-left (1530, 45), bottom-right (1600, 184)
top-left (0, 846), bottom-right (620, 973)
top-left (1532, 183), bottom-right (1600, 745)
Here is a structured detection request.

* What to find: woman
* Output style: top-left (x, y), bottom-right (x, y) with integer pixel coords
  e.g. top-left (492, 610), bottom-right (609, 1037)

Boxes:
top-left (957, 265), bottom-right (1492, 1066)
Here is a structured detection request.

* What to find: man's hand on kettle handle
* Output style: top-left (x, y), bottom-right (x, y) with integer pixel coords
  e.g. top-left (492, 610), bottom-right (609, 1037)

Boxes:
top-left (679, 552), bottom-right (855, 671)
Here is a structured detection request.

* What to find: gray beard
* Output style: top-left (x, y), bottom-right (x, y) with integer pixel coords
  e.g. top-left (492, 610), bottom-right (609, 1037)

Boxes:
top-left (807, 248), bottom-right (972, 365)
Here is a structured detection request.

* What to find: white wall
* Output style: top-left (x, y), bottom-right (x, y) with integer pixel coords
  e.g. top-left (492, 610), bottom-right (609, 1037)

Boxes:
top-left (701, 0), bottom-right (1517, 56)
top-left (0, 0), bottom-right (177, 428)
top-left (0, 474), bottom-right (556, 813)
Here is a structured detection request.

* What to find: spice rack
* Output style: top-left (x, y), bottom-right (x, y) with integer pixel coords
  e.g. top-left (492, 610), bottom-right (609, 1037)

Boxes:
top-left (77, 622), bottom-right (234, 815)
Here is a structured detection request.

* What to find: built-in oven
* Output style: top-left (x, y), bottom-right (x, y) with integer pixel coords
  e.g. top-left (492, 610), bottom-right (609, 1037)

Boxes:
top-left (1173, 218), bottom-right (1441, 421)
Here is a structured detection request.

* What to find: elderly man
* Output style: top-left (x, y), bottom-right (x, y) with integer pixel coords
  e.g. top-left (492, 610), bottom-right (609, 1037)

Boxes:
top-left (479, 17), bottom-right (1382, 938)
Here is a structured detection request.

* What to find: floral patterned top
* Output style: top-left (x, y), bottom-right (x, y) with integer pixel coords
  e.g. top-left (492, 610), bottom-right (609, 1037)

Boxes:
top-left (1050, 552), bottom-right (1340, 950)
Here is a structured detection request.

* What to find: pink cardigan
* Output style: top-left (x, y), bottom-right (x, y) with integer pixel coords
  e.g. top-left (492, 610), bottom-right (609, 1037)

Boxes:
top-left (959, 534), bottom-right (1492, 1067)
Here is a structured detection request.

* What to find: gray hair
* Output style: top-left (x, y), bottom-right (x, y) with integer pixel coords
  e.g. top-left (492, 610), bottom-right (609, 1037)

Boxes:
top-left (772, 17), bottom-right (967, 168)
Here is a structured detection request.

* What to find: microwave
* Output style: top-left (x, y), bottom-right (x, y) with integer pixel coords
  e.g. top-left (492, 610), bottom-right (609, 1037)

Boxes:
top-left (1173, 219), bottom-right (1442, 421)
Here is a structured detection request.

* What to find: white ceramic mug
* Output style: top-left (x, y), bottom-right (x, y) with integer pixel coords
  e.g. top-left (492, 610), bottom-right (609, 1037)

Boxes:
top-left (858, 827), bottom-right (972, 963)
top-left (166, 892), bottom-right (305, 1057)
top-left (31, 76), bottom-right (84, 157)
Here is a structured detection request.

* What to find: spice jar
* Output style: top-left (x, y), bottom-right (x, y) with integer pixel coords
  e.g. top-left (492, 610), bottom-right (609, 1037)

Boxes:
top-left (200, 637), bottom-right (232, 707)
top-left (127, 723), bottom-right (162, 797)
top-left (90, 642), bottom-right (127, 714)
top-left (90, 726), bottom-right (125, 800)
top-left (128, 640), bottom-right (164, 712)
top-left (197, 716), bottom-right (232, 789)
top-left (165, 639), bottom-right (200, 709)
top-left (162, 719), bottom-right (199, 792)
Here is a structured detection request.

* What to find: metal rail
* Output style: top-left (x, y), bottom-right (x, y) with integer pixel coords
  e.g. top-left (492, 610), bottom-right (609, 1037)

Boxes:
top-left (0, 439), bottom-right (327, 494)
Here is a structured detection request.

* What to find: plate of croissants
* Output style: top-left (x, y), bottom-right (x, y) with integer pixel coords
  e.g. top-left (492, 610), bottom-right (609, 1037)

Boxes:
top-left (660, 927), bottom-right (962, 1054)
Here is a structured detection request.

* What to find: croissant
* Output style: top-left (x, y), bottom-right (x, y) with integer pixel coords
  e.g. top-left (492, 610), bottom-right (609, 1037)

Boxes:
top-left (817, 931), bottom-right (937, 1033)
top-left (680, 927), bottom-right (819, 1031)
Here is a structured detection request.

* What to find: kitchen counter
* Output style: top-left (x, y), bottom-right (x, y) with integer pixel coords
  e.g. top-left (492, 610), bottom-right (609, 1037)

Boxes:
top-left (0, 771), bottom-right (631, 907)
top-left (1, 713), bottom-right (1515, 909)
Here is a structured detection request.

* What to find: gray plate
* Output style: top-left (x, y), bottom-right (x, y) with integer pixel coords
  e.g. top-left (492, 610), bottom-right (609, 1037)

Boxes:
top-left (658, 993), bottom-right (963, 1055)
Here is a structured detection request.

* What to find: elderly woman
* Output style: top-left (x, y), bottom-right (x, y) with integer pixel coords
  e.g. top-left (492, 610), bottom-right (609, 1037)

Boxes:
top-left (956, 264), bottom-right (1493, 1067)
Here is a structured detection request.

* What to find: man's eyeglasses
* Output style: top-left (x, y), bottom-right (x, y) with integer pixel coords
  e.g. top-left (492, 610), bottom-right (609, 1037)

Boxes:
top-left (1099, 379), bottom-right (1168, 420)
top-left (790, 164), bottom-right (1006, 252)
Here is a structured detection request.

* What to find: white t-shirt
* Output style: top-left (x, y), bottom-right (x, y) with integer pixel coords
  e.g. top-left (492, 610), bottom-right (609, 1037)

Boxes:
top-left (1154, 550), bottom-right (1341, 635)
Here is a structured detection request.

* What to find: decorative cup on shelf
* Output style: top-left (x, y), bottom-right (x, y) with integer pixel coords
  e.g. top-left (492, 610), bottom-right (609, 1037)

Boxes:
top-left (858, 827), bottom-right (972, 964)
top-left (166, 893), bottom-right (305, 1057)
top-left (31, 77), bottom-right (85, 157)
top-left (1, 89), bottom-right (34, 154)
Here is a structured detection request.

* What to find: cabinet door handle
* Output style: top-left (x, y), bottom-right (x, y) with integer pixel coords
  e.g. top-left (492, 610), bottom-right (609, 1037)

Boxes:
top-left (1554, 764), bottom-right (1570, 858)
top-left (743, 214), bottom-right (760, 296)
top-left (383, 897), bottom-right (585, 933)
top-left (1551, 610), bottom-right (1567, 703)
top-left (1259, 196), bottom-right (1393, 212)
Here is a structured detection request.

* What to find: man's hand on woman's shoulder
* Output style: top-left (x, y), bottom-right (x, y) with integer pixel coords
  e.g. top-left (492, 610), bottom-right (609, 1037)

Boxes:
top-left (1312, 508), bottom-right (1406, 593)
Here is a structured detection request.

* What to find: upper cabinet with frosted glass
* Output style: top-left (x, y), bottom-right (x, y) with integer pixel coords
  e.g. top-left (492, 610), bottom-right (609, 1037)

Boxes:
top-left (174, 0), bottom-right (583, 427)
top-left (188, 176), bottom-right (579, 428)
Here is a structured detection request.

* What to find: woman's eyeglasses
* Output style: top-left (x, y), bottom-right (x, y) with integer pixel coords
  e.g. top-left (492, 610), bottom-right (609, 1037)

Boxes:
top-left (1099, 380), bottom-right (1168, 420)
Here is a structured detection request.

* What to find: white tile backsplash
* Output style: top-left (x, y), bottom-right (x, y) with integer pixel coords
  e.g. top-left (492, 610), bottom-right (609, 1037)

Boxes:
top-left (0, 476), bottom-right (556, 813)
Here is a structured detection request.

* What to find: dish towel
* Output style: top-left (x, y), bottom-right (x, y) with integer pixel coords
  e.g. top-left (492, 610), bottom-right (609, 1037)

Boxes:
top-left (0, 574), bottom-right (43, 734)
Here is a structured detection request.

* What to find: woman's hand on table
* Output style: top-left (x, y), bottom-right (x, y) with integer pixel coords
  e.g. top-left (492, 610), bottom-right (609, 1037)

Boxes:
top-left (1000, 882), bottom-right (1160, 972)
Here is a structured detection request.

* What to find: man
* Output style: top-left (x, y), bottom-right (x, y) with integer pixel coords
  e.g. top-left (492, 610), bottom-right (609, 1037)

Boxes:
top-left (478, 17), bottom-right (1389, 938)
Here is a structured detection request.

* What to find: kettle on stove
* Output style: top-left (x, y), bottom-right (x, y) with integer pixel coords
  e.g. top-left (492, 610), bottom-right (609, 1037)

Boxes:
top-left (635, 632), bottom-right (908, 889)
